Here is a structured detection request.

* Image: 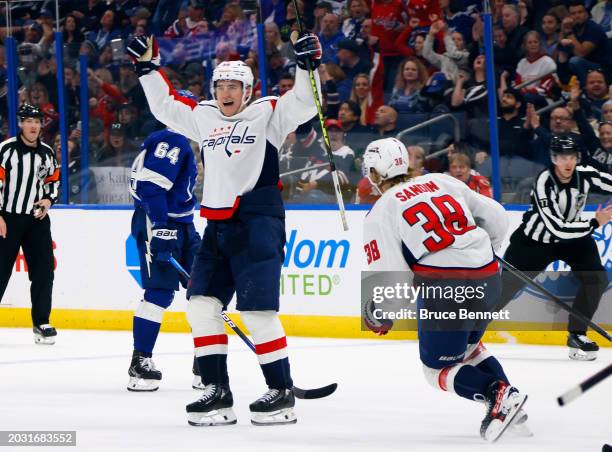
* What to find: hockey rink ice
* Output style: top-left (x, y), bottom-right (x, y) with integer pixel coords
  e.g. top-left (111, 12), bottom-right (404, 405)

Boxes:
top-left (0, 328), bottom-right (609, 452)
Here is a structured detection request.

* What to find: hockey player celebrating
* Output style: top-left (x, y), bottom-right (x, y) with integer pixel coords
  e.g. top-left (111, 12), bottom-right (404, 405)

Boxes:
top-left (127, 92), bottom-right (201, 392)
top-left (361, 138), bottom-right (529, 442)
top-left (500, 135), bottom-right (612, 361)
top-left (126, 33), bottom-right (322, 425)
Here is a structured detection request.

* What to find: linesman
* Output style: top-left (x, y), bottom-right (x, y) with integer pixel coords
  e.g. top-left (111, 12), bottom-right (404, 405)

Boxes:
top-left (0, 104), bottom-right (60, 345)
top-left (500, 135), bottom-right (612, 361)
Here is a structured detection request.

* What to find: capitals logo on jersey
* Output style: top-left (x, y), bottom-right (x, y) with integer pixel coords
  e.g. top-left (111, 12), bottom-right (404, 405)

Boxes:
top-left (201, 120), bottom-right (256, 157)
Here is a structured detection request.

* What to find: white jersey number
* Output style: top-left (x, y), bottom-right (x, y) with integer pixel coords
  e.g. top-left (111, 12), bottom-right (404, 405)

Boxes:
top-left (153, 142), bottom-right (180, 165)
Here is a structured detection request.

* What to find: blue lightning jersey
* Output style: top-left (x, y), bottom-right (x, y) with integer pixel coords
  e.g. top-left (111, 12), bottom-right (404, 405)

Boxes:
top-left (129, 129), bottom-right (197, 225)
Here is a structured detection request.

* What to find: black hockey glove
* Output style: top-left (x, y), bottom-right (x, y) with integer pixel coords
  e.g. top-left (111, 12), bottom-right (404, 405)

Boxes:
top-left (149, 226), bottom-right (177, 265)
top-left (126, 35), bottom-right (160, 77)
top-left (292, 32), bottom-right (322, 71)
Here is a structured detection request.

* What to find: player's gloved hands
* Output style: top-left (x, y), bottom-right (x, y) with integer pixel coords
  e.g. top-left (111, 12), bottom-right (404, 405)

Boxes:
top-left (126, 35), bottom-right (160, 77)
top-left (292, 31), bottom-right (322, 70)
top-left (149, 226), bottom-right (177, 264)
top-left (362, 297), bottom-right (393, 336)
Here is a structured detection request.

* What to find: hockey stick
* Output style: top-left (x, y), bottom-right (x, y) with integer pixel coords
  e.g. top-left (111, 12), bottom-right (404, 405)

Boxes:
top-left (290, 1), bottom-right (348, 231)
top-left (280, 162), bottom-right (329, 178)
top-left (557, 363), bottom-right (612, 406)
top-left (495, 256), bottom-right (612, 342)
top-left (168, 256), bottom-right (338, 399)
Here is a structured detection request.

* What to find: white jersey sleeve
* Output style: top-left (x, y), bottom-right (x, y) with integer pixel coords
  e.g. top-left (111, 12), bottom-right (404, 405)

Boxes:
top-left (363, 201), bottom-right (411, 271)
top-left (138, 70), bottom-right (201, 142)
top-left (266, 68), bottom-right (321, 149)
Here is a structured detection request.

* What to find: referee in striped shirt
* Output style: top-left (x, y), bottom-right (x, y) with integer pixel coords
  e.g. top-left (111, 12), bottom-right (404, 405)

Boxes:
top-left (500, 135), bottom-right (612, 361)
top-left (0, 104), bottom-right (60, 345)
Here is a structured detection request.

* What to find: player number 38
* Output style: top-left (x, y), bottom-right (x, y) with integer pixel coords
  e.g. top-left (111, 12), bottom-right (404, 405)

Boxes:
top-left (403, 194), bottom-right (475, 252)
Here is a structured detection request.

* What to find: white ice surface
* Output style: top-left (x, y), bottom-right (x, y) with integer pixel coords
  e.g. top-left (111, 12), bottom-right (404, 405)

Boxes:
top-left (0, 328), bottom-right (610, 452)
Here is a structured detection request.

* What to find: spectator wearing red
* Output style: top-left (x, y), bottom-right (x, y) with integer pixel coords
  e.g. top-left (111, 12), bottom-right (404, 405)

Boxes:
top-left (88, 68), bottom-right (128, 137)
top-left (370, 0), bottom-right (407, 91)
top-left (28, 82), bottom-right (58, 143)
top-left (448, 153), bottom-right (493, 198)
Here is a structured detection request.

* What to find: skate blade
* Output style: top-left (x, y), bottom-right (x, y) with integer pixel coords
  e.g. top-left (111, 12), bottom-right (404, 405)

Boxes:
top-left (487, 394), bottom-right (528, 443)
top-left (187, 408), bottom-right (237, 426)
top-left (34, 335), bottom-right (55, 345)
top-left (569, 348), bottom-right (597, 361)
top-left (127, 377), bottom-right (160, 392)
top-left (251, 408), bottom-right (297, 426)
top-left (192, 375), bottom-right (205, 390)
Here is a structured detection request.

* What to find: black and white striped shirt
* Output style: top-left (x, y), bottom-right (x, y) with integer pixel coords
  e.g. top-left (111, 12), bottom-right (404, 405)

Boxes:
top-left (0, 135), bottom-right (59, 215)
top-left (520, 165), bottom-right (612, 243)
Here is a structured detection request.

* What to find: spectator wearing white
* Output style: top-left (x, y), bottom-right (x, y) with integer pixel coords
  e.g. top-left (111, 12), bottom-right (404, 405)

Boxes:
top-left (515, 31), bottom-right (557, 98)
top-left (342, 0), bottom-right (369, 43)
top-left (422, 20), bottom-right (469, 82)
top-left (590, 0), bottom-right (612, 38)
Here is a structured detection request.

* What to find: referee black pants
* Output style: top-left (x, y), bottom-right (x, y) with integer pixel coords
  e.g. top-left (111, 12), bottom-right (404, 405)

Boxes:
top-left (0, 212), bottom-right (54, 326)
top-left (499, 229), bottom-right (607, 334)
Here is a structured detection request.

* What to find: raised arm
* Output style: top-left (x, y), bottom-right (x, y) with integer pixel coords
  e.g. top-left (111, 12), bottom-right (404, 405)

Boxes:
top-left (127, 36), bottom-right (201, 142)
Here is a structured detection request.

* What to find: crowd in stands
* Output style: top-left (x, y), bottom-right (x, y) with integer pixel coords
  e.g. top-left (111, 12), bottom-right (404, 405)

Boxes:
top-left (0, 0), bottom-right (610, 204)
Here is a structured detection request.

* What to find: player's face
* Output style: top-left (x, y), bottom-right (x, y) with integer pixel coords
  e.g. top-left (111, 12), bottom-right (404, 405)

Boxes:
top-left (20, 117), bottom-right (42, 142)
top-left (449, 162), bottom-right (470, 182)
top-left (553, 154), bottom-right (578, 180)
top-left (215, 80), bottom-right (247, 117)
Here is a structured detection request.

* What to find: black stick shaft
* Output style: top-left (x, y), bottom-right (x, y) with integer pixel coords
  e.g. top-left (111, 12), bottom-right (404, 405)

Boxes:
top-left (496, 256), bottom-right (612, 342)
top-left (558, 363), bottom-right (612, 406)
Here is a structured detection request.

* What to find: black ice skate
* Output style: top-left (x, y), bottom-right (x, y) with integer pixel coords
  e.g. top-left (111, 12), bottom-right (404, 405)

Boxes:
top-left (480, 380), bottom-right (528, 442)
top-left (192, 356), bottom-right (205, 390)
top-left (567, 333), bottom-right (599, 361)
top-left (250, 388), bottom-right (297, 426)
top-left (33, 324), bottom-right (57, 345)
top-left (186, 384), bottom-right (237, 426)
top-left (127, 350), bottom-right (162, 392)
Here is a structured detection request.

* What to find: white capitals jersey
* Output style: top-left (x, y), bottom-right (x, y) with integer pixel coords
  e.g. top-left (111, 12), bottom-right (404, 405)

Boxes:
top-left (363, 173), bottom-right (508, 274)
top-left (139, 68), bottom-right (319, 219)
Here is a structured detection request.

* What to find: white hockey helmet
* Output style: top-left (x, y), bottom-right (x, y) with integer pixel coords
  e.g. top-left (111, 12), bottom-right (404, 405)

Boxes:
top-left (363, 138), bottom-right (409, 187)
top-left (210, 60), bottom-right (254, 108)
